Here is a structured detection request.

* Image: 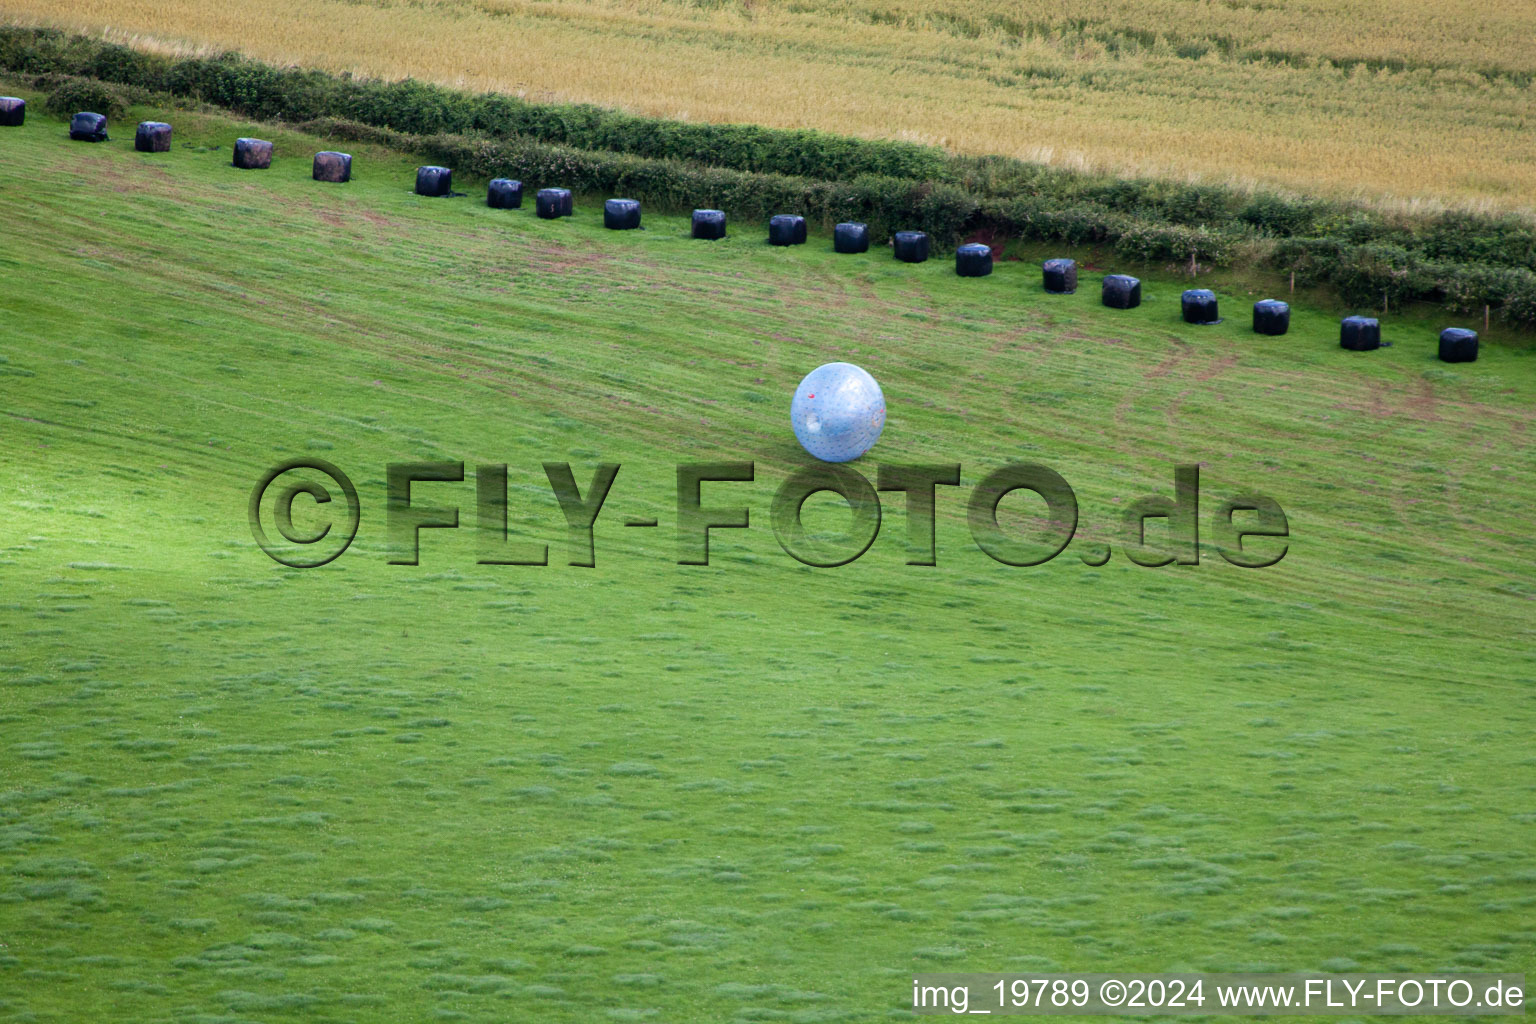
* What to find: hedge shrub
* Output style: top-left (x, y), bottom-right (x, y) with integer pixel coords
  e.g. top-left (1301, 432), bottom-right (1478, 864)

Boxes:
top-left (41, 75), bottom-right (134, 120)
top-left (1113, 224), bottom-right (1231, 266)
top-left (1270, 238), bottom-right (1536, 327)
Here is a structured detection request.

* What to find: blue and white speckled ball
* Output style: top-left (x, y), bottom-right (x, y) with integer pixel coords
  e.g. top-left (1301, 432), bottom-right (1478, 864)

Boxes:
top-left (790, 362), bottom-right (886, 462)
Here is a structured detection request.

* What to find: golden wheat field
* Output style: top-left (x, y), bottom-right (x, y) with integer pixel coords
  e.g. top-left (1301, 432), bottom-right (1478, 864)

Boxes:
top-left (5, 0), bottom-right (1536, 210)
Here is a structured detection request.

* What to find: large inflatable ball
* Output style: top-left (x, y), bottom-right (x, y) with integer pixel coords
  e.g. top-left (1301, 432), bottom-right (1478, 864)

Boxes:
top-left (790, 362), bottom-right (886, 463)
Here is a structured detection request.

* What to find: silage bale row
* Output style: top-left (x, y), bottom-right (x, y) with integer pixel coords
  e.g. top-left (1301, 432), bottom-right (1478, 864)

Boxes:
top-left (391, 128), bottom-right (981, 247)
top-left (291, 121), bottom-right (1536, 328)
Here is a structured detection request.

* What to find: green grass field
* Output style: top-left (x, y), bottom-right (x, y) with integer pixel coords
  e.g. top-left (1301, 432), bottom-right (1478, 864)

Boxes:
top-left (2, 92), bottom-right (1534, 1023)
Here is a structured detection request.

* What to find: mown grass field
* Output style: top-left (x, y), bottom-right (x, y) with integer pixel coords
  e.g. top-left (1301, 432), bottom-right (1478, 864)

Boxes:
top-left (3, 0), bottom-right (1536, 212)
top-left (1, 93), bottom-right (1534, 1023)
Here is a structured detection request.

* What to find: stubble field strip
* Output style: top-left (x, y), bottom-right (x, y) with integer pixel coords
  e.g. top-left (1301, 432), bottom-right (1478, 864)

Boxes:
top-left (2, 0), bottom-right (1536, 211)
top-left (1, 99), bottom-right (1534, 1023)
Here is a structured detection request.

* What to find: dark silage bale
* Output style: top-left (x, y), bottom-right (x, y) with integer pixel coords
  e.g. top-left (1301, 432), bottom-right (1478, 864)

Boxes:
top-left (769, 215), bottom-right (807, 246)
top-left (1102, 274), bottom-right (1141, 309)
top-left (604, 198), bottom-right (641, 230)
top-left (1042, 258), bottom-right (1077, 294)
top-left (893, 231), bottom-right (929, 263)
top-left (834, 222), bottom-right (869, 253)
top-left (536, 187), bottom-right (572, 219)
top-left (233, 138), bottom-right (273, 169)
top-left (488, 179), bottom-right (523, 209)
top-left (1438, 327), bottom-right (1478, 363)
top-left (955, 243), bottom-right (993, 277)
top-left (134, 121), bottom-right (171, 152)
top-left (1181, 288), bottom-right (1220, 325)
top-left (692, 209), bottom-right (726, 239)
top-left (0, 97), bottom-right (23, 127)
top-left (312, 151), bottom-right (351, 182)
top-left (560, 191), bottom-right (574, 216)
top-left (1253, 299), bottom-right (1290, 336)
top-left (415, 165), bottom-right (452, 197)
top-left (69, 112), bottom-right (108, 142)
top-left (1339, 316), bottom-right (1381, 351)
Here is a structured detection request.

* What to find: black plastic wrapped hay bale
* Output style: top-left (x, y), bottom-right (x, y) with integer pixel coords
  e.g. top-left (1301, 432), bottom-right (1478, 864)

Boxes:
top-left (69, 112), bottom-right (108, 142)
top-left (769, 214), bottom-right (807, 246)
top-left (1339, 316), bottom-right (1381, 351)
top-left (1181, 289), bottom-right (1220, 325)
top-left (893, 231), bottom-right (929, 263)
top-left (488, 179), bottom-right (523, 209)
top-left (955, 243), bottom-right (992, 278)
top-left (834, 222), bottom-right (869, 254)
top-left (1102, 274), bottom-right (1141, 309)
top-left (1, 97), bottom-right (26, 127)
top-left (604, 198), bottom-right (641, 230)
top-left (536, 187), bottom-right (572, 219)
top-left (134, 121), bottom-right (171, 152)
top-left (312, 151), bottom-right (351, 182)
top-left (1438, 327), bottom-right (1478, 363)
top-left (415, 165), bottom-right (452, 197)
top-left (233, 138), bottom-right (272, 169)
top-left (1042, 258), bottom-right (1077, 294)
top-left (692, 209), bottom-right (726, 239)
top-left (1252, 299), bottom-right (1290, 336)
